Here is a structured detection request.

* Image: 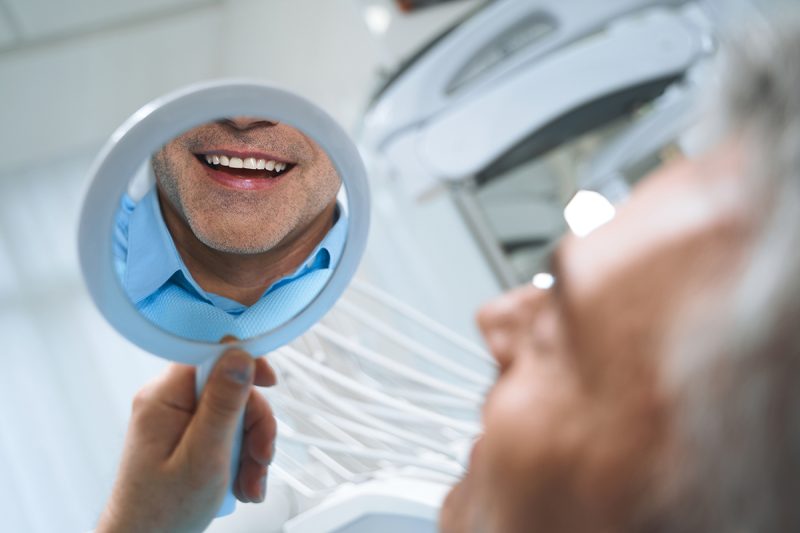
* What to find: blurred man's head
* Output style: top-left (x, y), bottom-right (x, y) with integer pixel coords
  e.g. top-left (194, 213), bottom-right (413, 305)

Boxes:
top-left (152, 117), bottom-right (341, 255)
top-left (441, 13), bottom-right (800, 533)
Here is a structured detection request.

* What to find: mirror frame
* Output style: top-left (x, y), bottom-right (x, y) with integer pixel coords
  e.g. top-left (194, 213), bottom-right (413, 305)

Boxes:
top-left (78, 80), bottom-right (370, 365)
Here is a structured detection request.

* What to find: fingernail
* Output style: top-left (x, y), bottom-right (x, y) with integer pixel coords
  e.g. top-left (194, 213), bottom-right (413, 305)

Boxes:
top-left (223, 350), bottom-right (253, 385)
top-left (219, 334), bottom-right (239, 344)
top-left (259, 475), bottom-right (268, 502)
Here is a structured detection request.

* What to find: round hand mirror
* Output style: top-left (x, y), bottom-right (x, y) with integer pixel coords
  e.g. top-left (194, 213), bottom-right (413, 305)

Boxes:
top-left (77, 80), bottom-right (370, 516)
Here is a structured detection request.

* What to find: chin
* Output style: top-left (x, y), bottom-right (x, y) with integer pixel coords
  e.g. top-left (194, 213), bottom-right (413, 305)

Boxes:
top-left (205, 238), bottom-right (278, 255)
top-left (192, 223), bottom-right (283, 254)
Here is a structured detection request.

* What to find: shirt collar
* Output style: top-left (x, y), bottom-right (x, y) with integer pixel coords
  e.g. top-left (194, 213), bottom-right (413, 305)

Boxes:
top-left (125, 187), bottom-right (187, 304)
top-left (300, 203), bottom-right (347, 272)
top-left (123, 187), bottom-right (348, 307)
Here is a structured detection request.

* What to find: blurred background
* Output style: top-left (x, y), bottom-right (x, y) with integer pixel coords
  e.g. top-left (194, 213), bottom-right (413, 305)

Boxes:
top-left (0, 2), bottom-right (487, 531)
top-left (0, 0), bottom-right (753, 531)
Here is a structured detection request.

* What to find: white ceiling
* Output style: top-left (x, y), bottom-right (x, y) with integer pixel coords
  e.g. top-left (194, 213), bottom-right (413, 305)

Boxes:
top-left (0, 0), bottom-right (481, 171)
top-left (0, 5), bottom-right (16, 48)
top-left (0, 0), bottom-right (380, 171)
top-left (0, 0), bottom-right (212, 48)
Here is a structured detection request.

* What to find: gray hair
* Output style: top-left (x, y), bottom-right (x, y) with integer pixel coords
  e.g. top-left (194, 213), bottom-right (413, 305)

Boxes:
top-left (662, 7), bottom-right (800, 532)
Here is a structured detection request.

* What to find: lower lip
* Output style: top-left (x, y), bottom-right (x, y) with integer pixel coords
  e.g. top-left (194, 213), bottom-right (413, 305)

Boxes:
top-left (202, 164), bottom-right (292, 191)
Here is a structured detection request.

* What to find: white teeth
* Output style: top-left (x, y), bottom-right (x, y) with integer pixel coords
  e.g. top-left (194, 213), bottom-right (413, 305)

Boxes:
top-left (204, 154), bottom-right (290, 173)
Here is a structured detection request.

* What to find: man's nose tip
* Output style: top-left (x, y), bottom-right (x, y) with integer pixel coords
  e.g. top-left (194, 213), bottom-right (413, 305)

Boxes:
top-left (477, 287), bottom-right (539, 330)
top-left (477, 285), bottom-right (549, 360)
top-left (221, 116), bottom-right (278, 130)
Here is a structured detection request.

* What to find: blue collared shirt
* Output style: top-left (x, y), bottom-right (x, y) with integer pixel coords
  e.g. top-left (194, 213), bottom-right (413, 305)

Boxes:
top-left (113, 187), bottom-right (347, 318)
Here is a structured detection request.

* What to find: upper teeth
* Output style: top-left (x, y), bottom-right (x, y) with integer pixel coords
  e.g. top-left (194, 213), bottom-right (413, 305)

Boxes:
top-left (205, 155), bottom-right (288, 172)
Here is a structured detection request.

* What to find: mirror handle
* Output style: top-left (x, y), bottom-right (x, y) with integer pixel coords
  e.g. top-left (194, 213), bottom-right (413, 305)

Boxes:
top-left (195, 355), bottom-right (243, 518)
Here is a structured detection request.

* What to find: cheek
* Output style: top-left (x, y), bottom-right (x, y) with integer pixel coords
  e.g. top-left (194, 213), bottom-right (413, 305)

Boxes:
top-left (154, 149), bottom-right (203, 211)
top-left (301, 160), bottom-right (341, 211)
top-left (477, 288), bottom-right (549, 365)
top-left (568, 282), bottom-right (670, 394)
top-left (163, 145), bottom-right (194, 178)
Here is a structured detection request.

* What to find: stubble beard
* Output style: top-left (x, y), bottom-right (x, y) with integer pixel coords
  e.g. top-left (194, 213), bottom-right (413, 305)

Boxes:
top-left (152, 151), bottom-right (323, 255)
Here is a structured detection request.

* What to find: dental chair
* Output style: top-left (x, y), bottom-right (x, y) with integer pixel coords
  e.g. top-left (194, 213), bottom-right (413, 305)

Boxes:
top-left (273, 1), bottom-right (722, 531)
top-left (262, 280), bottom-right (492, 533)
top-left (360, 0), bottom-right (717, 297)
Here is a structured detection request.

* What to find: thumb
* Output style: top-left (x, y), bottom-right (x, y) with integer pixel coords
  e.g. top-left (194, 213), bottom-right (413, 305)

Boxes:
top-left (180, 349), bottom-right (254, 463)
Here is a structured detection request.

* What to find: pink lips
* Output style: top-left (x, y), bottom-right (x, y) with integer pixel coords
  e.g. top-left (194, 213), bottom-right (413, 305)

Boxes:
top-left (203, 166), bottom-right (288, 191)
top-left (195, 149), bottom-right (296, 191)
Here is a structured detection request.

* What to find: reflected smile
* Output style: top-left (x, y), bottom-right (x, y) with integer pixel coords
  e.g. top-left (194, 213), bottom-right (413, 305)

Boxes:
top-left (204, 154), bottom-right (292, 173)
top-left (194, 150), bottom-right (297, 191)
top-left (197, 150), bottom-right (296, 178)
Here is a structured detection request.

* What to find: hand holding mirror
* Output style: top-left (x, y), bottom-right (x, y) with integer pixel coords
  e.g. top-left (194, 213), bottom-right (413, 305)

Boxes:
top-left (78, 81), bottom-right (370, 516)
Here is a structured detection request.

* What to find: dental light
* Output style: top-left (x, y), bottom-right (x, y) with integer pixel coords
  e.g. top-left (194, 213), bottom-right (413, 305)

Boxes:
top-left (564, 190), bottom-right (617, 238)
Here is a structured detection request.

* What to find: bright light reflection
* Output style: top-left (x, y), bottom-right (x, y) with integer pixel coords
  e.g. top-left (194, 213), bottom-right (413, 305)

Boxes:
top-left (364, 5), bottom-right (391, 35)
top-left (532, 272), bottom-right (555, 290)
top-left (564, 190), bottom-right (616, 237)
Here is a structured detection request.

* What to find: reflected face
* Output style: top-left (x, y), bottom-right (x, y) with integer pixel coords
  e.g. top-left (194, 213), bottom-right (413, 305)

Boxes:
top-left (152, 117), bottom-right (341, 254)
top-left (440, 140), bottom-right (752, 532)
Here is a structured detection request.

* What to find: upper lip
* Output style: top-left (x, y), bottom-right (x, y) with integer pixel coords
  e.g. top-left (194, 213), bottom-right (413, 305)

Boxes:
top-left (195, 149), bottom-right (296, 165)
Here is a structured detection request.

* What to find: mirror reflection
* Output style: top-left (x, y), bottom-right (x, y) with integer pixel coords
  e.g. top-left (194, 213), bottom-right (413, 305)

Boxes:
top-left (113, 116), bottom-right (347, 342)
